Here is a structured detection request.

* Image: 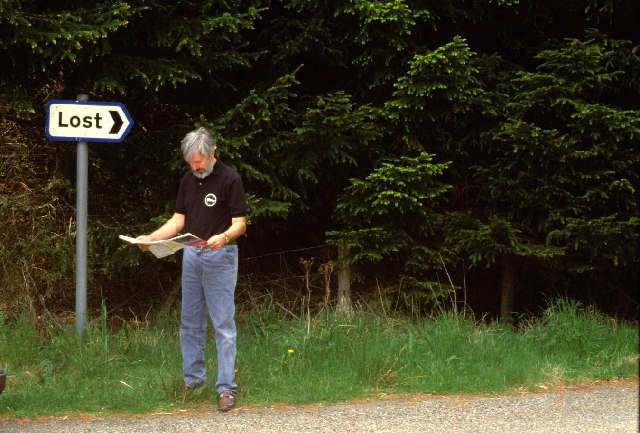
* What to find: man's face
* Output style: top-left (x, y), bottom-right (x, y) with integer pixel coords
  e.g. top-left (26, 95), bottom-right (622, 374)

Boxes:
top-left (188, 150), bottom-right (215, 179)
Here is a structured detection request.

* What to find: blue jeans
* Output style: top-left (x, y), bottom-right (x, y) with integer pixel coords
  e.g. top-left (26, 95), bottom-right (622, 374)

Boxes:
top-left (181, 245), bottom-right (238, 393)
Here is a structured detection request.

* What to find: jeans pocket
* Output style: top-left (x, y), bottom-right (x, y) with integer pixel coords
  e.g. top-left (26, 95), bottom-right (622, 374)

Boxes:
top-left (223, 245), bottom-right (238, 267)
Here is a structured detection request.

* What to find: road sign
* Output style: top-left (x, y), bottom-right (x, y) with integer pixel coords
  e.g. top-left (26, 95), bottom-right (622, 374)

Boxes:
top-left (44, 95), bottom-right (134, 335)
top-left (45, 99), bottom-right (133, 142)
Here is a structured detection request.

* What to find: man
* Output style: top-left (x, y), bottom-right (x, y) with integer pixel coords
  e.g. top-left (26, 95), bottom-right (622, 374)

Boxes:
top-left (137, 127), bottom-right (247, 411)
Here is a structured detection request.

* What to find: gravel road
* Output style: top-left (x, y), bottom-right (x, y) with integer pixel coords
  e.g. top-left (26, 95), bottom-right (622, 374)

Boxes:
top-left (1, 382), bottom-right (638, 433)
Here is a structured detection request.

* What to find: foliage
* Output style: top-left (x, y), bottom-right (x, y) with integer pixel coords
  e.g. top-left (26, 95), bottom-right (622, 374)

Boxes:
top-left (0, 120), bottom-right (76, 317)
top-left (1, 0), bottom-right (638, 319)
top-left (329, 153), bottom-right (452, 303)
top-left (387, 36), bottom-right (484, 126)
top-left (466, 30), bottom-right (640, 275)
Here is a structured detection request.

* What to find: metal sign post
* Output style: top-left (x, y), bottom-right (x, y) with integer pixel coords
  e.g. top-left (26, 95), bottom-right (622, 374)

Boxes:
top-left (45, 95), bottom-right (133, 336)
top-left (75, 94), bottom-right (89, 335)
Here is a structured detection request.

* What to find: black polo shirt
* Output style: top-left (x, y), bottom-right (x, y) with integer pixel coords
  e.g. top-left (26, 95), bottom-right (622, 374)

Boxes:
top-left (175, 160), bottom-right (247, 241)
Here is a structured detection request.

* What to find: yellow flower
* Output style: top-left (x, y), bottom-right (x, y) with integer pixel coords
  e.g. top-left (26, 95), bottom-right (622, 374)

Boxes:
top-left (288, 349), bottom-right (294, 354)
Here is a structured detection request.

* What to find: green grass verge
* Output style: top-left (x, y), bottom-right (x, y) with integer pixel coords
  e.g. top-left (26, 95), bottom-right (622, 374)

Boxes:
top-left (0, 298), bottom-right (637, 418)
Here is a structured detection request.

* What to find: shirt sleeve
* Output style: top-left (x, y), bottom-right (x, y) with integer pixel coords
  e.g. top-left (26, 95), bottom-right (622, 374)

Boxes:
top-left (227, 173), bottom-right (248, 217)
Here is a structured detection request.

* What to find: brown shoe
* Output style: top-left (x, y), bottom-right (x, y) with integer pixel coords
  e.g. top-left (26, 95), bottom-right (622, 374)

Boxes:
top-left (218, 389), bottom-right (236, 411)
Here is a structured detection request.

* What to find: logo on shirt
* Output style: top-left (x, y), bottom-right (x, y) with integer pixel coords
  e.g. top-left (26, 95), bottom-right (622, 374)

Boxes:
top-left (204, 193), bottom-right (217, 207)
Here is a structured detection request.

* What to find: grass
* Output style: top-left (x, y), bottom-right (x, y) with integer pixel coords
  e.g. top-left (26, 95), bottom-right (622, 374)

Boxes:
top-left (0, 298), bottom-right (637, 419)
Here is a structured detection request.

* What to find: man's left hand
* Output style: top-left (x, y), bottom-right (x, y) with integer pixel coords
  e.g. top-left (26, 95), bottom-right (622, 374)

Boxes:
top-left (205, 234), bottom-right (226, 250)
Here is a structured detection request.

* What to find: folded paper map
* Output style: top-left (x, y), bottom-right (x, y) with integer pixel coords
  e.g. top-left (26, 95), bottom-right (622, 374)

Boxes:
top-left (119, 233), bottom-right (206, 258)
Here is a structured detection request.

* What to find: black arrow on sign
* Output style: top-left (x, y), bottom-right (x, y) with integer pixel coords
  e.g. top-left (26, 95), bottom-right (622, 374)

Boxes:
top-left (109, 110), bottom-right (123, 134)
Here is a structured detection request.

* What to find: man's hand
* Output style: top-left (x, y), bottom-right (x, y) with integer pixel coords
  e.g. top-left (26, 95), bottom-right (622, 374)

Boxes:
top-left (136, 213), bottom-right (185, 251)
top-left (136, 235), bottom-right (154, 250)
top-left (204, 234), bottom-right (226, 250)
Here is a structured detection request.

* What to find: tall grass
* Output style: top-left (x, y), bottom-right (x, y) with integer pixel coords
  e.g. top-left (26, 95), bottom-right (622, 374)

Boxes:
top-left (0, 298), bottom-right (637, 418)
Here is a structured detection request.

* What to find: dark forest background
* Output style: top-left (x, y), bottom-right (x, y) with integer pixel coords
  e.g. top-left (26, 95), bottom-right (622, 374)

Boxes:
top-left (1, 0), bottom-right (638, 323)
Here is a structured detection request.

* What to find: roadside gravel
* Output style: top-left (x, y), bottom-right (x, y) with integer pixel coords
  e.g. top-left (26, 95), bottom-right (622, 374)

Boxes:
top-left (1, 381), bottom-right (638, 433)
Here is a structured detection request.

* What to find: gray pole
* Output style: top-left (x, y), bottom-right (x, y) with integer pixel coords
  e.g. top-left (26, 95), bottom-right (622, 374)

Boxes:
top-left (75, 93), bottom-right (89, 336)
top-left (337, 241), bottom-right (352, 314)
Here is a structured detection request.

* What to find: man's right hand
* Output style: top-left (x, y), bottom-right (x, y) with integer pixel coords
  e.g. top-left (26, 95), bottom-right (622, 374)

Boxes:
top-left (136, 235), bottom-right (154, 250)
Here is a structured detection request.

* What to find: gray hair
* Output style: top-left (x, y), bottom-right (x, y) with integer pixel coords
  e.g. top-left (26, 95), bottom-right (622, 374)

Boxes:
top-left (181, 127), bottom-right (217, 161)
